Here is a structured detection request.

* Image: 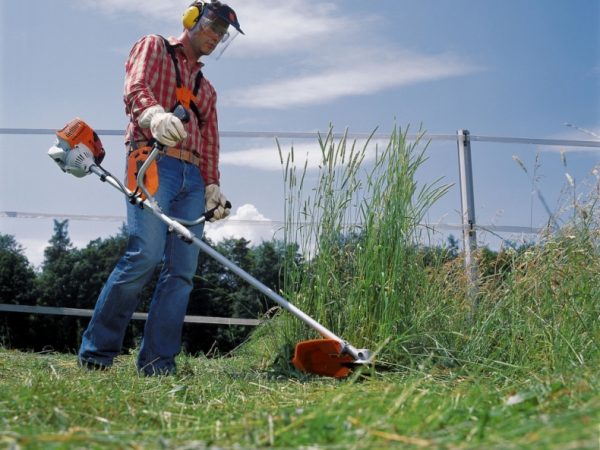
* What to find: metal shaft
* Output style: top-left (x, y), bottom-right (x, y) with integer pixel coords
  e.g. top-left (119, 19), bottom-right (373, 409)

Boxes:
top-left (89, 164), bottom-right (368, 361)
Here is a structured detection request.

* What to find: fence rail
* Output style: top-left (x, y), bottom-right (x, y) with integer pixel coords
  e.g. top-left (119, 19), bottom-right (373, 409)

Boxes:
top-left (0, 303), bottom-right (260, 326)
top-left (1, 210), bottom-right (546, 235)
top-left (2, 127), bottom-right (600, 148)
top-left (1, 126), bottom-right (598, 320)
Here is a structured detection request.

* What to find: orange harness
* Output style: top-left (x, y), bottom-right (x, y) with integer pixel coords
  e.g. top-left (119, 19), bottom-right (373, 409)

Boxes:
top-left (126, 37), bottom-right (204, 202)
top-left (162, 35), bottom-right (204, 124)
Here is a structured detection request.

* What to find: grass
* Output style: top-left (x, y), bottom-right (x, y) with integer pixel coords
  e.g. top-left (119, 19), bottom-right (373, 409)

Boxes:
top-left (0, 348), bottom-right (598, 449)
top-left (275, 126), bottom-right (452, 363)
top-left (2, 125), bottom-right (599, 448)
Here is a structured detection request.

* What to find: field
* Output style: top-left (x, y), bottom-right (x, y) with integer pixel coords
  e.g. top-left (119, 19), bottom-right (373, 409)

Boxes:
top-left (1, 128), bottom-right (599, 449)
top-left (0, 348), bottom-right (598, 449)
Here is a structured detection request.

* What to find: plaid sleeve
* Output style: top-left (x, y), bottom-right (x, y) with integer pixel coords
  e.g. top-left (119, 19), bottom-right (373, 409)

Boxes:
top-left (123, 35), bottom-right (164, 122)
top-left (198, 82), bottom-right (220, 186)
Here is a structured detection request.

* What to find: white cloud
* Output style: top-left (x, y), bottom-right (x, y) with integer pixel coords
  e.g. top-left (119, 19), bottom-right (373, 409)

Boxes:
top-left (79, 0), bottom-right (349, 55)
top-left (228, 1), bottom-right (355, 56)
top-left (18, 238), bottom-right (48, 269)
top-left (221, 141), bottom-right (322, 171)
top-left (78, 0), bottom-right (189, 23)
top-left (226, 50), bottom-right (480, 109)
top-left (221, 138), bottom-right (388, 171)
top-left (80, 1), bottom-right (480, 109)
top-left (204, 203), bottom-right (279, 244)
top-left (18, 235), bottom-right (94, 269)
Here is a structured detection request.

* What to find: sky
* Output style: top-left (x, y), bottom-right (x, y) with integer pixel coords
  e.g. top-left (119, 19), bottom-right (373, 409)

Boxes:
top-left (1, 0), bottom-right (599, 268)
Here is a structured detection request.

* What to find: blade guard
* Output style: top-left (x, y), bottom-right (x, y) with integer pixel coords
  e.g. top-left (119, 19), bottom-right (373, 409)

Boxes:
top-left (292, 339), bottom-right (356, 378)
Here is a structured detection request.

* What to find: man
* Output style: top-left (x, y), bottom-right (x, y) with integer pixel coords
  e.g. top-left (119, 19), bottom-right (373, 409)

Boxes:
top-left (78, 1), bottom-right (243, 375)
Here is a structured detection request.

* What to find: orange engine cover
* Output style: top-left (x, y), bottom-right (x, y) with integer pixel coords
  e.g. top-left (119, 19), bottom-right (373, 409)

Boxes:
top-left (57, 117), bottom-right (105, 164)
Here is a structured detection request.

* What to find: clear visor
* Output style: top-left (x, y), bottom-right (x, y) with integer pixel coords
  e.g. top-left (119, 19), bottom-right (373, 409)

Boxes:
top-left (191, 12), bottom-right (240, 59)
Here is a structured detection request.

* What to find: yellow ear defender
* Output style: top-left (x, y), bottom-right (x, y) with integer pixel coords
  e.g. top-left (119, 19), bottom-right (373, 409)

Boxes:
top-left (182, 1), bottom-right (205, 30)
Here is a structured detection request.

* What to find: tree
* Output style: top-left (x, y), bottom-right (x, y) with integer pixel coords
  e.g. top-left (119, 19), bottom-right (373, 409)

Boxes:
top-left (1, 224), bottom-right (304, 356)
top-left (183, 238), bottom-right (302, 355)
top-left (42, 220), bottom-right (73, 270)
top-left (0, 234), bottom-right (37, 347)
top-left (0, 235), bottom-right (36, 304)
top-left (32, 221), bottom-right (130, 352)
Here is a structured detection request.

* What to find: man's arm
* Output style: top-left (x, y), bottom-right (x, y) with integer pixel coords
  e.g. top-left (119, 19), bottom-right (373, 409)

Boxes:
top-left (124, 35), bottom-right (187, 146)
top-left (124, 35), bottom-right (163, 122)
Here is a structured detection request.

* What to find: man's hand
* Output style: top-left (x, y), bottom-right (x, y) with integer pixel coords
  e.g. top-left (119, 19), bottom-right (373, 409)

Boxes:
top-left (205, 184), bottom-right (230, 222)
top-left (139, 105), bottom-right (187, 146)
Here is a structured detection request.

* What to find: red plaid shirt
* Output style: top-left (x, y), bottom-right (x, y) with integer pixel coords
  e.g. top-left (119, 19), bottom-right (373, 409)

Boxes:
top-left (124, 34), bottom-right (220, 185)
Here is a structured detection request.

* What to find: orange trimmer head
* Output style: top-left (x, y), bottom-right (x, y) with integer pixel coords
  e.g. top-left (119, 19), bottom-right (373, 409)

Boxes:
top-left (292, 339), bottom-right (371, 378)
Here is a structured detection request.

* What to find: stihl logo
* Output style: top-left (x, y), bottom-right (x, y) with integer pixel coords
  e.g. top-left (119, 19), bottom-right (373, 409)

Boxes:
top-left (63, 124), bottom-right (83, 139)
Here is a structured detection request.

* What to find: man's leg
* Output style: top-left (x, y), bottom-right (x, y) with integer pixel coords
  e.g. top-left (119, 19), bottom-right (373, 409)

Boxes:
top-left (138, 160), bottom-right (205, 375)
top-left (78, 155), bottom-right (182, 368)
top-left (78, 209), bottom-right (167, 367)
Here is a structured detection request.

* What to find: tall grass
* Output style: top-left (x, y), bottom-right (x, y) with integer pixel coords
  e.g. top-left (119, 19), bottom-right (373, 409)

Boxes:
top-left (251, 125), bottom-right (600, 376)
top-left (465, 165), bottom-right (600, 372)
top-left (269, 125), bottom-right (451, 366)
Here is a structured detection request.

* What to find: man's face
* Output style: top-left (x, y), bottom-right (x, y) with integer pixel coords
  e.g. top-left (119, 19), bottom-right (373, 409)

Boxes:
top-left (190, 17), bottom-right (230, 58)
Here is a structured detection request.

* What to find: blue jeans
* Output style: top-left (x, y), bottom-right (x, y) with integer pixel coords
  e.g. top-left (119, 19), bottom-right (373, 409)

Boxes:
top-left (79, 154), bottom-right (205, 375)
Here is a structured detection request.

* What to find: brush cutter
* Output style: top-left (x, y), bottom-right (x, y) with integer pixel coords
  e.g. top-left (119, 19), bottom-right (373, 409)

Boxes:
top-left (47, 107), bottom-right (372, 378)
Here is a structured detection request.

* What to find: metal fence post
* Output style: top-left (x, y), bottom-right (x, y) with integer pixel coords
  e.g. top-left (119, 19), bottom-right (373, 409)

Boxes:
top-left (456, 129), bottom-right (479, 309)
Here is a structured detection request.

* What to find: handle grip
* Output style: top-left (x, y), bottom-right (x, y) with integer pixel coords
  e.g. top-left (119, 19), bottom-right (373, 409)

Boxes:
top-left (204, 201), bottom-right (232, 221)
top-left (151, 104), bottom-right (189, 153)
top-left (172, 104), bottom-right (190, 123)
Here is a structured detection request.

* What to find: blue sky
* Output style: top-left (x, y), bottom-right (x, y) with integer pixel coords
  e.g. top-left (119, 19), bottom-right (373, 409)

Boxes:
top-left (1, 0), bottom-right (599, 267)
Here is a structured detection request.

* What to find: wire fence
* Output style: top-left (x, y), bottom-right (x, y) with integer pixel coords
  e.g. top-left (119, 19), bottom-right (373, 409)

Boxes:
top-left (1, 127), bottom-right (599, 321)
top-left (4, 126), bottom-right (599, 239)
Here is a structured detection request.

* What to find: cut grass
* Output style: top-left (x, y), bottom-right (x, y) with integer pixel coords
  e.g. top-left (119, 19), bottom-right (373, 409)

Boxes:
top-left (0, 348), bottom-right (598, 449)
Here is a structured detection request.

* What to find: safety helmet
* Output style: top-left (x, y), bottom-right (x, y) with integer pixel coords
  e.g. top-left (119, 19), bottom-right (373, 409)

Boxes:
top-left (183, 1), bottom-right (244, 35)
top-left (182, 1), bottom-right (243, 58)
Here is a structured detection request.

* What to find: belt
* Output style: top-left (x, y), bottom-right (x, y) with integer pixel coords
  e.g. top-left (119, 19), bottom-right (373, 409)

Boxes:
top-left (162, 146), bottom-right (201, 166)
top-left (129, 141), bottom-right (201, 166)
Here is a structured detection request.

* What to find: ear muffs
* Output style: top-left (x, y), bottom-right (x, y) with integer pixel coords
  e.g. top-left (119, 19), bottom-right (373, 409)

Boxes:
top-left (182, 1), bottom-right (205, 30)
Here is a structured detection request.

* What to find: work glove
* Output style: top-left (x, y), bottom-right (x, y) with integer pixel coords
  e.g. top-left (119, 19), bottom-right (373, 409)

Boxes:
top-left (205, 184), bottom-right (230, 222)
top-left (138, 105), bottom-right (187, 147)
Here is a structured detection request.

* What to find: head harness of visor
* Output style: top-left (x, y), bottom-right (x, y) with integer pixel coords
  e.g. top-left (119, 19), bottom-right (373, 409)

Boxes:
top-left (182, 1), bottom-right (244, 35)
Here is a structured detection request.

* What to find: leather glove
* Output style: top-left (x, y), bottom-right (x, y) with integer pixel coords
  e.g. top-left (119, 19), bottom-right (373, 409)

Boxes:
top-left (138, 105), bottom-right (187, 147)
top-left (205, 184), bottom-right (230, 222)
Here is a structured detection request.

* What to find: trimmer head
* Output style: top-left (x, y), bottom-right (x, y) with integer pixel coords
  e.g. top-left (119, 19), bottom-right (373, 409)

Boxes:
top-left (292, 339), bottom-right (372, 378)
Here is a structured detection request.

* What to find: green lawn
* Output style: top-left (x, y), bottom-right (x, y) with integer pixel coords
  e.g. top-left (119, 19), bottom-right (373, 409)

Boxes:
top-left (0, 348), bottom-right (597, 449)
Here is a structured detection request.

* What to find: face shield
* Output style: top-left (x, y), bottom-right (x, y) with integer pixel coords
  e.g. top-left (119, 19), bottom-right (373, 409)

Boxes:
top-left (191, 4), bottom-right (243, 59)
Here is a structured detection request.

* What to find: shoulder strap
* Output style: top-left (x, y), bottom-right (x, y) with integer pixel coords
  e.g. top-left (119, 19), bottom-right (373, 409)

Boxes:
top-left (158, 35), bottom-right (203, 124)
top-left (190, 71), bottom-right (204, 124)
top-left (159, 35), bottom-right (182, 88)
top-left (193, 71), bottom-right (204, 96)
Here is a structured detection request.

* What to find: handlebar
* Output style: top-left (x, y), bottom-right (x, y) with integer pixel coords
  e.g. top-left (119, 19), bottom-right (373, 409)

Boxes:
top-left (135, 105), bottom-right (230, 226)
top-left (172, 104), bottom-right (190, 123)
